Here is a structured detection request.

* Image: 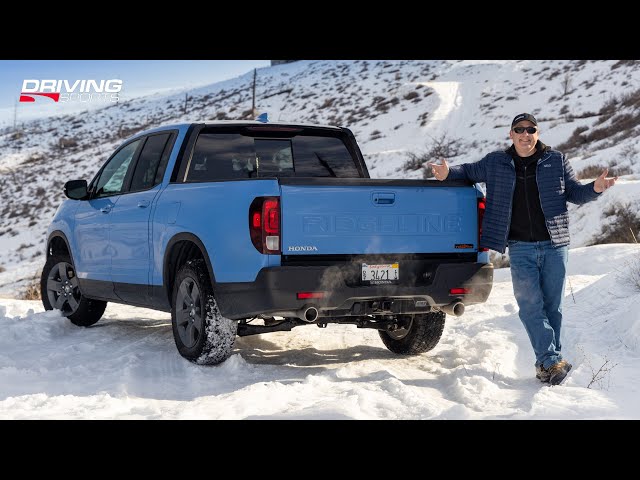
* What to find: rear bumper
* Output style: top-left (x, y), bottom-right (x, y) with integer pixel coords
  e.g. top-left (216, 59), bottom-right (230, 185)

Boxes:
top-left (214, 261), bottom-right (493, 320)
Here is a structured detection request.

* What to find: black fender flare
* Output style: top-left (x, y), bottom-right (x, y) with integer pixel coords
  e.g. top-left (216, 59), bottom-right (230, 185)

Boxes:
top-left (163, 232), bottom-right (217, 304)
top-left (46, 231), bottom-right (76, 265)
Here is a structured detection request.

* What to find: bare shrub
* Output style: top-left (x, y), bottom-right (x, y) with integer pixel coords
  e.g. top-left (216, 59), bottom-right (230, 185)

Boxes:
top-left (577, 164), bottom-right (632, 180)
top-left (427, 133), bottom-right (464, 159)
top-left (597, 97), bottom-right (617, 122)
top-left (593, 88), bottom-right (640, 127)
top-left (575, 345), bottom-right (619, 390)
top-left (619, 87), bottom-right (640, 108)
top-left (374, 97), bottom-right (399, 113)
top-left (589, 203), bottom-right (640, 245)
top-left (547, 69), bottom-right (562, 81)
top-left (117, 125), bottom-right (146, 139)
top-left (561, 73), bottom-right (573, 96)
top-left (401, 134), bottom-right (465, 178)
top-left (556, 125), bottom-right (589, 152)
top-left (319, 98), bottom-right (336, 109)
top-left (585, 124), bottom-right (626, 143)
top-left (586, 357), bottom-right (618, 389)
top-left (620, 144), bottom-right (638, 163)
top-left (559, 104), bottom-right (640, 154)
top-left (611, 165), bottom-right (632, 176)
top-left (627, 252), bottom-right (640, 291)
top-left (24, 152), bottom-right (44, 165)
top-left (610, 60), bottom-right (639, 70)
top-left (403, 151), bottom-right (429, 173)
top-left (57, 137), bottom-right (78, 149)
top-left (577, 164), bottom-right (603, 180)
top-left (21, 276), bottom-right (41, 300)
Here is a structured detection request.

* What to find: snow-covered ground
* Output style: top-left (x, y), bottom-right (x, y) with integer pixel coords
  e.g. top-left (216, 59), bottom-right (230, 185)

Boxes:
top-left (2, 244), bottom-right (638, 419)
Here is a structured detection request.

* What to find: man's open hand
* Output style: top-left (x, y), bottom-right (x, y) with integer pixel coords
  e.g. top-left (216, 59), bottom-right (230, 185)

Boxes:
top-left (428, 158), bottom-right (449, 181)
top-left (593, 168), bottom-right (618, 193)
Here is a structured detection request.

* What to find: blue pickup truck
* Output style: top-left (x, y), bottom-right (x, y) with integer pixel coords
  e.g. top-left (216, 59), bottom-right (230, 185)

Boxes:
top-left (41, 121), bottom-right (493, 364)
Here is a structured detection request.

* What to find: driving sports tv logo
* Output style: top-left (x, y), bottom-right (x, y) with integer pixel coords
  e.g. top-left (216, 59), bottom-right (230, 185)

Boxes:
top-left (19, 79), bottom-right (123, 103)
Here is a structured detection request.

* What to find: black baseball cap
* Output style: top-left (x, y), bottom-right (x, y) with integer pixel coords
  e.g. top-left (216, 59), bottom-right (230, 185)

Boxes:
top-left (511, 113), bottom-right (537, 127)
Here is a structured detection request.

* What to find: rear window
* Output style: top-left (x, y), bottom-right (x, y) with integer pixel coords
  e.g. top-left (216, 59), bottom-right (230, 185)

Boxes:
top-left (185, 131), bottom-right (360, 182)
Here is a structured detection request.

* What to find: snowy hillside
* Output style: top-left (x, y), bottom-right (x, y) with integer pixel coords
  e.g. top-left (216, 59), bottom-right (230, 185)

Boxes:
top-left (1, 244), bottom-right (638, 419)
top-left (1, 59), bottom-right (640, 297)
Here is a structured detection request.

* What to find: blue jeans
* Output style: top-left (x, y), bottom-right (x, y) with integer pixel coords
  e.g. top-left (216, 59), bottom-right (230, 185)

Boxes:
top-left (507, 240), bottom-right (568, 370)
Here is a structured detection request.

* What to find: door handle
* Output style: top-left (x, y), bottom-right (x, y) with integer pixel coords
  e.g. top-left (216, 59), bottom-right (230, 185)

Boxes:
top-left (372, 192), bottom-right (396, 205)
top-left (137, 200), bottom-right (150, 208)
top-left (100, 205), bottom-right (112, 213)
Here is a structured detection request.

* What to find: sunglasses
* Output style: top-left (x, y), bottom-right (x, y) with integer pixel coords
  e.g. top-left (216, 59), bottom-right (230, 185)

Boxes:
top-left (512, 126), bottom-right (537, 134)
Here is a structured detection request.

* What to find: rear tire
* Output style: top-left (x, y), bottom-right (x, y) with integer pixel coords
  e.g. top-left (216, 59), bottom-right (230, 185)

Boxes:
top-left (171, 259), bottom-right (237, 365)
top-left (379, 311), bottom-right (446, 355)
top-left (40, 254), bottom-right (107, 327)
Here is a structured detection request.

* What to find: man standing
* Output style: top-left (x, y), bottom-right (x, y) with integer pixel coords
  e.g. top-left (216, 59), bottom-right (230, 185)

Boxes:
top-left (429, 113), bottom-right (617, 385)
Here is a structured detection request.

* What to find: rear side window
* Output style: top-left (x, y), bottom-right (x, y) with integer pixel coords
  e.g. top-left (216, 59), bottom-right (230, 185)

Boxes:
top-left (130, 133), bottom-right (171, 191)
top-left (185, 131), bottom-right (359, 182)
top-left (187, 134), bottom-right (256, 182)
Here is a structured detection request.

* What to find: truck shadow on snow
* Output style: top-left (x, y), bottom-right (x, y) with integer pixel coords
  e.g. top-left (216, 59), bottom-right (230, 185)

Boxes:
top-left (235, 335), bottom-right (399, 366)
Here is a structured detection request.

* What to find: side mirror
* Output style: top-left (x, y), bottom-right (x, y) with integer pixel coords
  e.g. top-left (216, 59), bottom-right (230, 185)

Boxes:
top-left (64, 179), bottom-right (88, 200)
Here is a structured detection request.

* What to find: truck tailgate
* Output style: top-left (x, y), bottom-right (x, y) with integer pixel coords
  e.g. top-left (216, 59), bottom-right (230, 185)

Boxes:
top-left (280, 179), bottom-right (479, 255)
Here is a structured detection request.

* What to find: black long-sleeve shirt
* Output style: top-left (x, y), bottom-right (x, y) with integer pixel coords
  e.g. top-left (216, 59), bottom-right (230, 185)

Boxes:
top-left (507, 141), bottom-right (551, 242)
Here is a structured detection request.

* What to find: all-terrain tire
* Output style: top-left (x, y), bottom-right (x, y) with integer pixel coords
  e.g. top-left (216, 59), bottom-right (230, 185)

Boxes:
top-left (171, 259), bottom-right (237, 365)
top-left (41, 254), bottom-right (107, 327)
top-left (379, 311), bottom-right (446, 355)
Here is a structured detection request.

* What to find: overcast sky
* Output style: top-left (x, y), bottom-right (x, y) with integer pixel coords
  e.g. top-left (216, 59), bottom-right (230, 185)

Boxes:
top-left (0, 60), bottom-right (270, 127)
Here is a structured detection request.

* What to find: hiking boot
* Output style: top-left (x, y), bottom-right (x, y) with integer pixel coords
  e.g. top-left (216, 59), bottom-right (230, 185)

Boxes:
top-left (536, 365), bottom-right (551, 383)
top-left (548, 360), bottom-right (572, 385)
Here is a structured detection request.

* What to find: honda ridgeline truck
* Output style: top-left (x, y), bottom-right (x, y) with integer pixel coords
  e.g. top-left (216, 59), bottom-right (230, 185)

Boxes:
top-left (41, 121), bottom-right (493, 364)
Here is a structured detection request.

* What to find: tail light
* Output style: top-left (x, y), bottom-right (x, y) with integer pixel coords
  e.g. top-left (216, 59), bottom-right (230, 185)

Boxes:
top-left (249, 197), bottom-right (281, 254)
top-left (478, 197), bottom-right (488, 252)
top-left (450, 288), bottom-right (471, 295)
top-left (297, 292), bottom-right (325, 299)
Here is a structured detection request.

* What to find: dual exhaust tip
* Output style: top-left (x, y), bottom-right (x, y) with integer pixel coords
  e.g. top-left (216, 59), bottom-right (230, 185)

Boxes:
top-left (301, 305), bottom-right (319, 322)
top-left (288, 302), bottom-right (463, 323)
top-left (440, 301), bottom-right (465, 317)
top-left (271, 305), bottom-right (320, 323)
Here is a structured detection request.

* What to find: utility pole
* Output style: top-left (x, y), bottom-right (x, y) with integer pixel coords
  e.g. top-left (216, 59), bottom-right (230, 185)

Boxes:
top-left (251, 68), bottom-right (257, 119)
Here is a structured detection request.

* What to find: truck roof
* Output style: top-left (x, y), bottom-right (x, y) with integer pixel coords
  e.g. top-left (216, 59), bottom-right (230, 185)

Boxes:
top-left (200, 120), bottom-right (341, 130)
top-left (126, 121), bottom-right (344, 143)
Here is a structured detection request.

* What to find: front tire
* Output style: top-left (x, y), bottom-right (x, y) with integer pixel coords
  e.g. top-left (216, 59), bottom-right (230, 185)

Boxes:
top-left (171, 259), bottom-right (237, 365)
top-left (379, 311), bottom-right (446, 355)
top-left (40, 254), bottom-right (107, 327)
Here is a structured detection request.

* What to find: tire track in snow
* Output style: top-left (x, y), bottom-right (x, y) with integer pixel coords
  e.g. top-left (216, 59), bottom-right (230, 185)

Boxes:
top-left (419, 81), bottom-right (462, 134)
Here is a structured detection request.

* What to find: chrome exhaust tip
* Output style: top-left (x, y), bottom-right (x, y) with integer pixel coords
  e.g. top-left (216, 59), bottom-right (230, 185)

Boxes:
top-left (440, 301), bottom-right (465, 317)
top-left (302, 305), bottom-right (319, 323)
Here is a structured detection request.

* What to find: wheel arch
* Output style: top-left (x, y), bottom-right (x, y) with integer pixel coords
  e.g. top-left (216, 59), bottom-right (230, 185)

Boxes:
top-left (46, 231), bottom-right (75, 263)
top-left (163, 233), bottom-right (216, 308)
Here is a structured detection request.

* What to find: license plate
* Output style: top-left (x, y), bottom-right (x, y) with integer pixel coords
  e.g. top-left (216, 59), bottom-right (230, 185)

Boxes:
top-left (362, 263), bottom-right (399, 285)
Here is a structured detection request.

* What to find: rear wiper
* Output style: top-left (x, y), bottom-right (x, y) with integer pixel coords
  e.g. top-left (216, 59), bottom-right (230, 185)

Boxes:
top-left (315, 152), bottom-right (336, 177)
